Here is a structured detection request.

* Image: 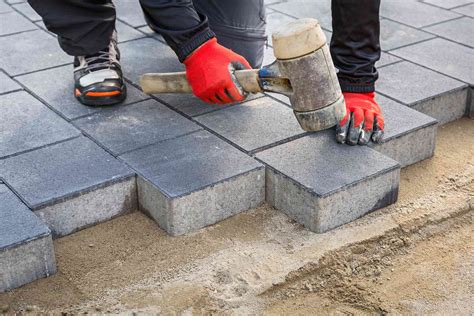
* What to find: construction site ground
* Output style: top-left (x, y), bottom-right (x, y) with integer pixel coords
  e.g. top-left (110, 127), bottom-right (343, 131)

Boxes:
top-left (0, 117), bottom-right (472, 315)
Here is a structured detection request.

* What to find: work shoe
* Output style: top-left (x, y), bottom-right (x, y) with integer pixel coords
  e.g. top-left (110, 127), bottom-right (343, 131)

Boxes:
top-left (73, 31), bottom-right (126, 106)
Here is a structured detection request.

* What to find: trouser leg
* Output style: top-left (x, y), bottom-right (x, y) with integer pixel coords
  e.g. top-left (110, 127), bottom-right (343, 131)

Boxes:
top-left (330, 0), bottom-right (381, 93)
top-left (28, 0), bottom-right (116, 56)
top-left (193, 0), bottom-right (267, 68)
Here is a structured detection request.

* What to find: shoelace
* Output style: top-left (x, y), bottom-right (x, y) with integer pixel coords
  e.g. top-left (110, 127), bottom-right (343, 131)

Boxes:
top-left (83, 38), bottom-right (119, 73)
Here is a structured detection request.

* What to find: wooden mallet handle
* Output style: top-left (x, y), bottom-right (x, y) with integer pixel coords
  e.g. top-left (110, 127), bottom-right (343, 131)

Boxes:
top-left (140, 69), bottom-right (262, 94)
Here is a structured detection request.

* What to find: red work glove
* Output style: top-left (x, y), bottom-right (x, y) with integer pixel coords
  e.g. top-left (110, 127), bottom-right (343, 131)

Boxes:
top-left (336, 92), bottom-right (384, 145)
top-left (184, 38), bottom-right (252, 104)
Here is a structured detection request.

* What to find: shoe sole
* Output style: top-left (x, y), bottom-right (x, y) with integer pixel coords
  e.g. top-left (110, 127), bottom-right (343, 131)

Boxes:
top-left (75, 85), bottom-right (127, 107)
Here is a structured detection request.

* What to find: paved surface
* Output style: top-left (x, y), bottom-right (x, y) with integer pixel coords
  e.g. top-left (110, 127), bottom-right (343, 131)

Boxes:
top-left (0, 0), bottom-right (472, 290)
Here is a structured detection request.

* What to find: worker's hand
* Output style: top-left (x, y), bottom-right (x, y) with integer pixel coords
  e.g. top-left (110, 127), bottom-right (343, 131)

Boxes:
top-left (184, 38), bottom-right (251, 104)
top-left (336, 92), bottom-right (384, 145)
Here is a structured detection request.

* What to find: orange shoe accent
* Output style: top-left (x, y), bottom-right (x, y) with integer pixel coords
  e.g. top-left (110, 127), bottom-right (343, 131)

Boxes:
top-left (75, 88), bottom-right (81, 97)
top-left (85, 90), bottom-right (121, 97)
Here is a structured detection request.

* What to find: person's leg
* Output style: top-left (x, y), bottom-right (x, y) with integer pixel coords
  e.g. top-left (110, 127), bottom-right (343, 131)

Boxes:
top-left (330, 0), bottom-right (381, 93)
top-left (28, 0), bottom-right (116, 56)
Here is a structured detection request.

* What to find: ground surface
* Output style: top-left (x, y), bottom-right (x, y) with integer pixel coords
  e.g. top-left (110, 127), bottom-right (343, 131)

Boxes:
top-left (0, 118), bottom-right (472, 315)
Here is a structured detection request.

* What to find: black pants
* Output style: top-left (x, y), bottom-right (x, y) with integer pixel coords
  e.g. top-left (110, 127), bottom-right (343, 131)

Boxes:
top-left (28, 0), bottom-right (380, 93)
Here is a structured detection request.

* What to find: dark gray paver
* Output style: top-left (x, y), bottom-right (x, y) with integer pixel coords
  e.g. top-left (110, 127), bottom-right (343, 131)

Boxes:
top-left (265, 11), bottom-right (296, 46)
top-left (115, 0), bottom-right (147, 27)
top-left (12, 2), bottom-right (42, 21)
top-left (380, 0), bottom-right (461, 28)
top-left (424, 17), bottom-right (474, 48)
top-left (196, 97), bottom-right (306, 153)
top-left (377, 52), bottom-right (402, 68)
top-left (453, 3), bottom-right (474, 17)
top-left (157, 92), bottom-right (263, 117)
top-left (0, 30), bottom-right (70, 76)
top-left (0, 10), bottom-right (36, 36)
top-left (0, 70), bottom-right (21, 94)
top-left (377, 61), bottom-right (468, 124)
top-left (119, 38), bottom-right (182, 85)
top-left (116, 20), bottom-right (146, 43)
top-left (0, 184), bottom-right (56, 292)
top-left (372, 94), bottom-right (438, 167)
top-left (120, 130), bottom-right (265, 236)
top-left (380, 19), bottom-right (434, 51)
top-left (269, 0), bottom-right (333, 31)
top-left (0, 91), bottom-right (80, 158)
top-left (0, 137), bottom-right (137, 236)
top-left (74, 99), bottom-right (202, 156)
top-left (256, 131), bottom-right (400, 233)
top-left (391, 38), bottom-right (474, 84)
top-left (422, 0), bottom-right (473, 9)
top-left (16, 64), bottom-right (149, 120)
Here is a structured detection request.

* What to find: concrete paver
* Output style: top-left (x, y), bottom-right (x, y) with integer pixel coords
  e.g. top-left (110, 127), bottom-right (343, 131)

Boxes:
top-left (380, 0), bottom-right (461, 28)
top-left (0, 1), bottom-right (13, 13)
top-left (74, 99), bottom-right (202, 156)
top-left (423, 17), bottom-right (474, 48)
top-left (256, 131), bottom-right (400, 233)
top-left (115, 20), bottom-right (146, 43)
top-left (391, 38), bottom-right (474, 84)
top-left (120, 130), bottom-right (265, 236)
top-left (377, 52), bottom-right (402, 68)
top-left (0, 91), bottom-right (80, 158)
top-left (0, 30), bottom-right (70, 76)
top-left (376, 61), bottom-right (468, 124)
top-left (115, 0), bottom-right (147, 27)
top-left (422, 0), bottom-right (473, 9)
top-left (0, 70), bottom-right (21, 94)
top-left (0, 10), bottom-right (36, 36)
top-left (452, 3), bottom-right (474, 17)
top-left (372, 95), bottom-right (438, 167)
top-left (0, 137), bottom-right (136, 236)
top-left (11, 2), bottom-right (42, 21)
top-left (196, 96), bottom-right (306, 153)
top-left (16, 64), bottom-right (149, 120)
top-left (380, 19), bottom-right (434, 51)
top-left (0, 184), bottom-right (56, 292)
top-left (268, 0), bottom-right (332, 31)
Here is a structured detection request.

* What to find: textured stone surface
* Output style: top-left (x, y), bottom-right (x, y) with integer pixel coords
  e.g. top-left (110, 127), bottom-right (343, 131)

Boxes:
top-left (120, 130), bottom-right (265, 235)
top-left (269, 0), bottom-right (332, 31)
top-left (381, 0), bottom-right (461, 28)
top-left (0, 30), bottom-right (70, 76)
top-left (0, 70), bottom-right (21, 94)
top-left (16, 64), bottom-right (149, 120)
top-left (0, 91), bottom-right (80, 158)
top-left (453, 3), bottom-right (474, 17)
top-left (119, 38), bottom-right (182, 85)
top-left (0, 137), bottom-right (135, 210)
top-left (115, 0), bottom-right (147, 27)
top-left (257, 132), bottom-right (400, 233)
top-left (380, 19), bottom-right (434, 50)
top-left (116, 20), bottom-right (146, 43)
top-left (0, 1), bottom-right (12, 13)
top-left (372, 95), bottom-right (438, 167)
top-left (0, 184), bottom-right (56, 292)
top-left (12, 2), bottom-right (42, 21)
top-left (391, 38), bottom-right (474, 84)
top-left (196, 97), bottom-right (306, 153)
top-left (265, 11), bottom-right (297, 46)
top-left (424, 17), bottom-right (474, 48)
top-left (0, 10), bottom-right (36, 36)
top-left (74, 99), bottom-right (201, 156)
top-left (377, 61), bottom-right (468, 124)
top-left (377, 52), bottom-right (402, 68)
top-left (422, 0), bottom-right (473, 9)
top-left (468, 87), bottom-right (473, 118)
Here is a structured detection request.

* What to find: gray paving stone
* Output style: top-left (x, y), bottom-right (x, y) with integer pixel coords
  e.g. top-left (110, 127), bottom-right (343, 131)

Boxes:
top-left (269, 0), bottom-right (333, 31)
top-left (0, 91), bottom-right (80, 158)
top-left (115, 0), bottom-right (147, 27)
top-left (119, 38), bottom-right (182, 85)
top-left (424, 17), bottom-right (474, 48)
top-left (0, 0), bottom-right (13, 13)
top-left (453, 3), bottom-right (474, 17)
top-left (377, 61), bottom-right (468, 124)
top-left (265, 11), bottom-right (297, 46)
top-left (256, 131), bottom-right (400, 233)
top-left (0, 30), bottom-right (70, 76)
top-left (422, 0), bottom-right (473, 9)
top-left (196, 97), bottom-right (306, 153)
top-left (377, 52), bottom-right (402, 68)
top-left (371, 95), bottom-right (438, 167)
top-left (0, 184), bottom-right (56, 292)
top-left (16, 64), bottom-right (149, 120)
top-left (391, 38), bottom-right (474, 84)
top-left (380, 0), bottom-right (461, 28)
top-left (74, 99), bottom-right (202, 156)
top-left (116, 20), bottom-right (146, 43)
top-left (0, 137), bottom-right (137, 236)
top-left (380, 19), bottom-right (434, 51)
top-left (0, 10), bottom-right (36, 36)
top-left (120, 130), bottom-right (265, 236)
top-left (12, 2), bottom-right (42, 21)
top-left (0, 70), bottom-right (21, 94)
